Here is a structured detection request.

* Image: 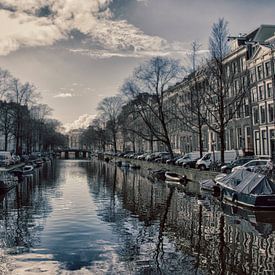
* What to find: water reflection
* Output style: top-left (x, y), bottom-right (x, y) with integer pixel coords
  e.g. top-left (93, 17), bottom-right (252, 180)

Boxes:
top-left (0, 160), bottom-right (274, 274)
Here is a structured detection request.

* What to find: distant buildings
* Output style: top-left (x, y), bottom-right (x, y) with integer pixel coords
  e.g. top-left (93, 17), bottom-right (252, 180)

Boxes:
top-left (67, 129), bottom-right (84, 149)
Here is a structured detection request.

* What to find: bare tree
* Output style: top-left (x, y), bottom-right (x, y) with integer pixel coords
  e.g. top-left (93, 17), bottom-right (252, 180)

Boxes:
top-left (30, 104), bottom-right (53, 151)
top-left (202, 18), bottom-right (249, 163)
top-left (173, 41), bottom-right (206, 157)
top-left (7, 79), bottom-right (38, 154)
top-left (0, 69), bottom-right (12, 100)
top-left (0, 101), bottom-right (15, 150)
top-left (97, 96), bottom-right (124, 153)
top-left (122, 56), bottom-right (183, 157)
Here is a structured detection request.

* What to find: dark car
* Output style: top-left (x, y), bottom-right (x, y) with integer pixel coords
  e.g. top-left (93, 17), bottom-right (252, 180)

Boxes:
top-left (154, 153), bottom-right (171, 163)
top-left (166, 155), bottom-right (182, 165)
top-left (182, 157), bottom-right (200, 168)
top-left (220, 156), bottom-right (255, 174)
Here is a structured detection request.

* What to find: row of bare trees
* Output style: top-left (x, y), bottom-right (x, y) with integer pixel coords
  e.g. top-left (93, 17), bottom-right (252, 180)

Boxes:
top-left (81, 18), bottom-right (249, 164)
top-left (0, 68), bottom-right (67, 154)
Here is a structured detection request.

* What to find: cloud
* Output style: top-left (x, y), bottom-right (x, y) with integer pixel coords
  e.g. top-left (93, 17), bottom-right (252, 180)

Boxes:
top-left (54, 93), bottom-right (73, 98)
top-left (64, 113), bottom-right (96, 132)
top-left (0, 0), bottom-right (175, 57)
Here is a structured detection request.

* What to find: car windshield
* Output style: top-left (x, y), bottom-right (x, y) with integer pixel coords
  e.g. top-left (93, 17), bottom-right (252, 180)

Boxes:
top-left (203, 154), bottom-right (211, 160)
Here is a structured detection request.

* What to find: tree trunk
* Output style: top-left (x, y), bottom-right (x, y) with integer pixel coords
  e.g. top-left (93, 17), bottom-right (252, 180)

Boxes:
top-left (220, 126), bottom-right (225, 165)
top-left (150, 134), bottom-right (153, 153)
top-left (165, 138), bottom-right (174, 158)
top-left (198, 115), bottom-right (203, 158)
top-left (113, 131), bottom-right (117, 153)
top-left (4, 133), bottom-right (8, 151)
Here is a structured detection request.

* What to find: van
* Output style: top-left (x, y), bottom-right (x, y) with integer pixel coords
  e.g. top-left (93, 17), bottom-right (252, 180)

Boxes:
top-left (176, 152), bottom-right (202, 166)
top-left (196, 150), bottom-right (242, 170)
top-left (0, 151), bottom-right (12, 167)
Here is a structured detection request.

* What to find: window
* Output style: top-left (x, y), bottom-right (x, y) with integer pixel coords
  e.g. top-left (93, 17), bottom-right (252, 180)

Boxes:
top-left (250, 69), bottom-right (256, 83)
top-left (237, 128), bottom-right (242, 148)
top-left (257, 65), bottom-right (263, 80)
top-left (255, 131), bottom-right (260, 155)
top-left (267, 83), bottom-right (273, 98)
top-left (251, 87), bottom-right (257, 102)
top-left (244, 99), bottom-right (250, 117)
top-left (262, 130), bottom-right (268, 155)
top-left (229, 128), bottom-right (234, 149)
top-left (265, 61), bottom-right (272, 77)
top-left (226, 65), bottom-right (230, 77)
top-left (253, 107), bottom-right (259, 124)
top-left (236, 103), bottom-right (242, 118)
top-left (234, 80), bottom-right (239, 94)
top-left (258, 85), bottom-right (264, 100)
top-left (244, 161), bottom-right (256, 167)
top-left (240, 57), bottom-right (246, 72)
top-left (232, 62), bottom-right (237, 74)
top-left (260, 105), bottom-right (266, 124)
top-left (268, 103), bottom-right (274, 122)
top-left (246, 127), bottom-right (252, 151)
top-left (242, 76), bottom-right (247, 90)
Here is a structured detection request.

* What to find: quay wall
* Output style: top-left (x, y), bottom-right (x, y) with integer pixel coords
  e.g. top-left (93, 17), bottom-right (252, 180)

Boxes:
top-left (113, 157), bottom-right (219, 182)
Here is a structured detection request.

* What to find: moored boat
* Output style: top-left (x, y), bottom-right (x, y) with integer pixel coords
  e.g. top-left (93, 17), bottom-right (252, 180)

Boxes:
top-left (0, 171), bottom-right (18, 191)
top-left (23, 165), bottom-right (34, 175)
top-left (147, 169), bottom-right (167, 182)
top-left (200, 179), bottom-right (217, 191)
top-left (35, 158), bottom-right (44, 167)
top-left (216, 169), bottom-right (275, 209)
top-left (130, 163), bottom-right (141, 169)
top-left (165, 172), bottom-right (187, 184)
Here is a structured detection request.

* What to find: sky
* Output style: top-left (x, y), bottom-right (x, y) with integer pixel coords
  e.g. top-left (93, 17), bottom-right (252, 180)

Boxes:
top-left (0, 0), bottom-right (274, 131)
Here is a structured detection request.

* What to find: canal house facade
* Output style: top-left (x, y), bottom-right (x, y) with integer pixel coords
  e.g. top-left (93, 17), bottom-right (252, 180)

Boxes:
top-left (162, 25), bottom-right (275, 160)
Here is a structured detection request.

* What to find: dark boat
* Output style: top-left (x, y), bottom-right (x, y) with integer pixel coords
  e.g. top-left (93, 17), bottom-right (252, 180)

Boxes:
top-left (216, 169), bottom-right (275, 209)
top-left (200, 173), bottom-right (226, 192)
top-left (35, 158), bottom-right (44, 167)
top-left (165, 172), bottom-right (187, 184)
top-left (130, 163), bottom-right (141, 169)
top-left (200, 179), bottom-right (216, 191)
top-left (0, 171), bottom-right (18, 191)
top-left (147, 169), bottom-right (167, 181)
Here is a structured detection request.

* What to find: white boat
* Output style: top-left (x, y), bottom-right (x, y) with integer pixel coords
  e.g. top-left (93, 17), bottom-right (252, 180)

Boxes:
top-left (165, 172), bottom-right (187, 184)
top-left (0, 171), bottom-right (18, 191)
top-left (23, 165), bottom-right (34, 175)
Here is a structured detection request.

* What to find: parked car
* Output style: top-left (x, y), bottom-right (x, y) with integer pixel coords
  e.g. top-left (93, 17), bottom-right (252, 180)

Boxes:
top-left (133, 153), bottom-right (144, 159)
top-left (196, 150), bottom-right (242, 170)
top-left (182, 157), bottom-right (201, 168)
top-left (0, 151), bottom-right (12, 167)
top-left (166, 155), bottom-right (182, 165)
top-left (12, 155), bottom-right (20, 164)
top-left (231, 159), bottom-right (273, 173)
top-left (176, 152), bottom-right (202, 166)
top-left (221, 156), bottom-right (255, 174)
top-left (154, 153), bottom-right (171, 163)
top-left (137, 153), bottom-right (149, 160)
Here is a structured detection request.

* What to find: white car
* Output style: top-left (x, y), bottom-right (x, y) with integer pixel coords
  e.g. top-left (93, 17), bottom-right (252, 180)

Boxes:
top-left (231, 159), bottom-right (273, 173)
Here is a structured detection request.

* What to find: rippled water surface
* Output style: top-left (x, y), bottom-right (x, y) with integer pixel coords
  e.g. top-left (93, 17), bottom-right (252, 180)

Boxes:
top-left (0, 160), bottom-right (275, 274)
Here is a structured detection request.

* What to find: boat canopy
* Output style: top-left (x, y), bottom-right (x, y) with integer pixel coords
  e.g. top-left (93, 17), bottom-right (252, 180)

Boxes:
top-left (219, 170), bottom-right (275, 195)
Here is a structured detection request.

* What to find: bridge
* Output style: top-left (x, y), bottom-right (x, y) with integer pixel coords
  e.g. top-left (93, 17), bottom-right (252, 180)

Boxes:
top-left (55, 149), bottom-right (92, 159)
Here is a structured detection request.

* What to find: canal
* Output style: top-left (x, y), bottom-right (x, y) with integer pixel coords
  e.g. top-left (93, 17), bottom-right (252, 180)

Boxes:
top-left (0, 160), bottom-right (275, 274)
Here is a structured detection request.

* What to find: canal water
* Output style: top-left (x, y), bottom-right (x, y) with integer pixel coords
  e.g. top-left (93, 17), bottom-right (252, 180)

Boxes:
top-left (0, 160), bottom-right (275, 274)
